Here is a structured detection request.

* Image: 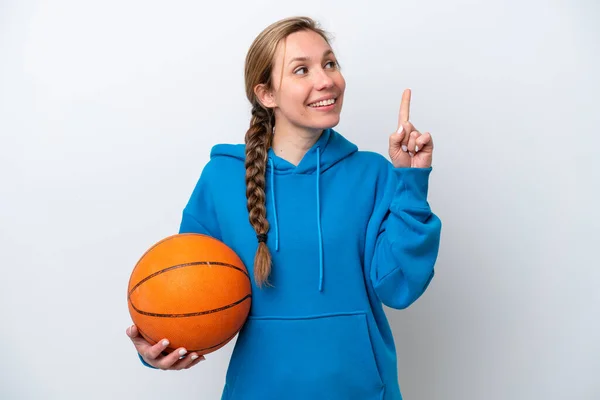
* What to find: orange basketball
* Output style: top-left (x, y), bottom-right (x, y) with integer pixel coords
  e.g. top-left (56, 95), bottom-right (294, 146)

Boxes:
top-left (127, 233), bottom-right (251, 355)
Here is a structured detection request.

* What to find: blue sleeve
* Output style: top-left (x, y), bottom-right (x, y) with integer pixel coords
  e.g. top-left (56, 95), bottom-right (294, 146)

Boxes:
top-left (370, 166), bottom-right (442, 309)
top-left (138, 353), bottom-right (158, 369)
top-left (178, 160), bottom-right (222, 239)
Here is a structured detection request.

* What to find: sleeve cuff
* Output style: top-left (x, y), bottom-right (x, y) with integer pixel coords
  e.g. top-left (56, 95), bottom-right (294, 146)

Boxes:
top-left (391, 167), bottom-right (432, 210)
top-left (138, 353), bottom-right (158, 369)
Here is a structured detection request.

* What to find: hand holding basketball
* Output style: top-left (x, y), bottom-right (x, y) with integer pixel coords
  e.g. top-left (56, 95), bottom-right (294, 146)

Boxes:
top-left (126, 324), bottom-right (205, 370)
top-left (127, 233), bottom-right (251, 368)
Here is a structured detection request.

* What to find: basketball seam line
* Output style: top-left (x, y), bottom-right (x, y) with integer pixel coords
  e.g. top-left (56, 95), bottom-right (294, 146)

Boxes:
top-left (130, 294), bottom-right (252, 318)
top-left (146, 325), bottom-right (244, 354)
top-left (128, 261), bottom-right (251, 297)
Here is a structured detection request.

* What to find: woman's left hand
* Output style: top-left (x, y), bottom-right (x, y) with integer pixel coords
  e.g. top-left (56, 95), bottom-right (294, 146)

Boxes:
top-left (388, 89), bottom-right (434, 169)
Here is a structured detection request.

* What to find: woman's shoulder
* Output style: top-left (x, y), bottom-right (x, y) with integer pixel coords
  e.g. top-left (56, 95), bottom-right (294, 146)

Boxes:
top-left (210, 143), bottom-right (246, 160)
top-left (192, 143), bottom-right (246, 184)
top-left (338, 150), bottom-right (394, 189)
top-left (202, 143), bottom-right (247, 170)
top-left (348, 150), bottom-right (393, 173)
top-left (353, 150), bottom-right (389, 163)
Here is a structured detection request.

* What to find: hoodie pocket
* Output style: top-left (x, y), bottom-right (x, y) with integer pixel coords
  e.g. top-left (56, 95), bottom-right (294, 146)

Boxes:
top-left (225, 312), bottom-right (384, 400)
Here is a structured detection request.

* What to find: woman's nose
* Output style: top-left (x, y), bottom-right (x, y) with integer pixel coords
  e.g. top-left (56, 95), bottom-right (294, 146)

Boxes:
top-left (313, 69), bottom-right (334, 90)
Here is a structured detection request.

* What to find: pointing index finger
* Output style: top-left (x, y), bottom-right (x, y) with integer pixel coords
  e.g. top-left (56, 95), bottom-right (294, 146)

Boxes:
top-left (399, 88), bottom-right (411, 124)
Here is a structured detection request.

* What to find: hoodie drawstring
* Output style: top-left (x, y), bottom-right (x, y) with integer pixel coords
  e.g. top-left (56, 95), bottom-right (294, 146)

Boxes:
top-left (267, 150), bottom-right (324, 291)
top-left (268, 157), bottom-right (279, 251)
top-left (316, 148), bottom-right (324, 292)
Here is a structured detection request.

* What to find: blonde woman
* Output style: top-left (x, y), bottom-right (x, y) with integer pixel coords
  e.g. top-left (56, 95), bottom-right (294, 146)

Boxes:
top-left (127, 16), bottom-right (442, 400)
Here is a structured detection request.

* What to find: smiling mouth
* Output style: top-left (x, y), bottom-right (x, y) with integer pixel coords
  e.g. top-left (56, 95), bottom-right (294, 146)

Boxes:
top-left (308, 98), bottom-right (336, 108)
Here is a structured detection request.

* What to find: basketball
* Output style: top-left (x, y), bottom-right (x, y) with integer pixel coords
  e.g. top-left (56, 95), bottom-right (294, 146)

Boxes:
top-left (127, 233), bottom-right (252, 355)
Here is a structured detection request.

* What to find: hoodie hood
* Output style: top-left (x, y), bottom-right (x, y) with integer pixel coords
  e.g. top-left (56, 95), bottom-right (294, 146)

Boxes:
top-left (210, 127), bottom-right (358, 174)
top-left (209, 128), bottom-right (358, 292)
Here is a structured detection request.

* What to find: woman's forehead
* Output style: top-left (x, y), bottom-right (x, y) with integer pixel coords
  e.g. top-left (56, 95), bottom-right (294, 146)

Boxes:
top-left (277, 31), bottom-right (332, 64)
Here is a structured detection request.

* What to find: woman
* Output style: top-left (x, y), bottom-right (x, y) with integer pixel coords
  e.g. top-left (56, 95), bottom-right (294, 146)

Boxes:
top-left (127, 16), bottom-right (442, 400)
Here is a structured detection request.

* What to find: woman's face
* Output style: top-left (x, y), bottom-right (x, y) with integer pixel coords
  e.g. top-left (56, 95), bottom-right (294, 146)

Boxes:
top-left (261, 30), bottom-right (346, 134)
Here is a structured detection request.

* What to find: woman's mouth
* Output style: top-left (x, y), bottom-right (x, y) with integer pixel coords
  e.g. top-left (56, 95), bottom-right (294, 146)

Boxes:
top-left (308, 98), bottom-right (337, 109)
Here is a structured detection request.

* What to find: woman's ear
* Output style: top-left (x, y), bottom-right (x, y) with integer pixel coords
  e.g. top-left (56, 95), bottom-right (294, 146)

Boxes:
top-left (254, 84), bottom-right (277, 109)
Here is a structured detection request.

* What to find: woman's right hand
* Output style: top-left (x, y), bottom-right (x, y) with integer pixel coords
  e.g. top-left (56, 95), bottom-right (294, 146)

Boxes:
top-left (126, 324), bottom-right (205, 370)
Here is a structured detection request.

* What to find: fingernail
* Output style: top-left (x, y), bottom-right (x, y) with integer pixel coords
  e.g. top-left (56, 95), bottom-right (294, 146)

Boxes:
top-left (161, 339), bottom-right (169, 347)
top-left (401, 145), bottom-right (408, 152)
top-left (179, 349), bottom-right (187, 356)
top-left (396, 126), bottom-right (403, 134)
top-left (191, 355), bottom-right (199, 360)
top-left (415, 145), bottom-right (419, 152)
top-left (409, 152), bottom-right (414, 157)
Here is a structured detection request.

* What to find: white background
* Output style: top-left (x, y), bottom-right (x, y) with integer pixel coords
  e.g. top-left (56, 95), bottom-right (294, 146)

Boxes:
top-left (1, 0), bottom-right (599, 399)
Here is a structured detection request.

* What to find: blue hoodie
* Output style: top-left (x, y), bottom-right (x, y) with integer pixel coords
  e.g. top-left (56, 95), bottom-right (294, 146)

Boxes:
top-left (144, 128), bottom-right (441, 399)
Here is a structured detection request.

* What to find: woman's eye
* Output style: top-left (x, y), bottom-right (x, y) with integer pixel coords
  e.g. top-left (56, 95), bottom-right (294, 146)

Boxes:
top-left (294, 61), bottom-right (337, 75)
top-left (294, 67), bottom-right (308, 75)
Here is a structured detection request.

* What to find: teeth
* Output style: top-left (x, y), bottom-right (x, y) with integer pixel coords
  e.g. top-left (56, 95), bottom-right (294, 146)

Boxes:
top-left (309, 98), bottom-right (336, 107)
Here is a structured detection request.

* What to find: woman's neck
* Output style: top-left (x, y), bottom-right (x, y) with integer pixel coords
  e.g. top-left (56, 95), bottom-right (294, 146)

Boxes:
top-left (270, 124), bottom-right (323, 166)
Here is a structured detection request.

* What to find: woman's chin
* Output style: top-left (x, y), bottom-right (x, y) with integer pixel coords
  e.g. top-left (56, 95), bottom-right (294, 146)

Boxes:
top-left (309, 114), bottom-right (341, 130)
